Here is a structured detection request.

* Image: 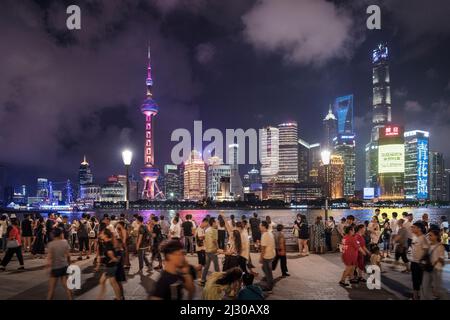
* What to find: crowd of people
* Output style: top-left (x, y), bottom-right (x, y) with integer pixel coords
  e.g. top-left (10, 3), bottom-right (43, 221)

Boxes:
top-left (338, 210), bottom-right (449, 300)
top-left (0, 210), bottom-right (448, 300)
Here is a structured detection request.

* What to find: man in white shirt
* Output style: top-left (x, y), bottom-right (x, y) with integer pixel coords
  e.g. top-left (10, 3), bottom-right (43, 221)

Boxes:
top-left (260, 221), bottom-right (276, 292)
top-left (403, 213), bottom-right (414, 249)
top-left (390, 212), bottom-right (399, 251)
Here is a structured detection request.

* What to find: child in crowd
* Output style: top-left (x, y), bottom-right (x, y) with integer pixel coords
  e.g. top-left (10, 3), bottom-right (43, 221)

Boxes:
top-left (370, 245), bottom-right (383, 273)
top-left (238, 273), bottom-right (265, 300)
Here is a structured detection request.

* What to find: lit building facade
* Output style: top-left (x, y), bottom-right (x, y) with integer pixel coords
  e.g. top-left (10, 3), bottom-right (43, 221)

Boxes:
top-left (266, 182), bottom-right (322, 202)
top-left (298, 138), bottom-right (309, 183)
top-left (334, 135), bottom-right (356, 198)
top-left (228, 144), bottom-right (243, 199)
top-left (36, 178), bottom-right (49, 199)
top-left (184, 150), bottom-right (207, 201)
top-left (277, 122), bottom-right (298, 182)
top-left (319, 155), bottom-right (344, 199)
top-left (378, 125), bottom-right (405, 200)
top-left (164, 165), bottom-right (181, 200)
top-left (101, 176), bottom-right (125, 203)
top-left (260, 126), bottom-right (279, 183)
top-left (207, 156), bottom-right (231, 201)
top-left (404, 130), bottom-right (429, 200)
top-left (429, 151), bottom-right (445, 201)
top-left (78, 156), bottom-right (93, 198)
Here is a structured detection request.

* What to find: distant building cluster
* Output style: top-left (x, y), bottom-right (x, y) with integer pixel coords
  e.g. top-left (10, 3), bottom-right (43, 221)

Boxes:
top-left (2, 43), bottom-right (450, 208)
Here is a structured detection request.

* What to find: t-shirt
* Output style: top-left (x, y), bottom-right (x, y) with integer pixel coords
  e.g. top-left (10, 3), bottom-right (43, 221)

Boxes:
top-left (77, 220), bottom-right (89, 238)
top-left (442, 233), bottom-right (449, 245)
top-left (103, 241), bottom-right (118, 267)
top-left (48, 239), bottom-right (70, 269)
top-left (21, 219), bottom-right (32, 235)
top-left (429, 244), bottom-right (445, 271)
top-left (181, 221), bottom-right (194, 237)
top-left (390, 218), bottom-right (399, 235)
top-left (204, 227), bottom-right (218, 253)
top-left (249, 217), bottom-right (261, 233)
top-left (403, 220), bottom-right (413, 239)
top-left (170, 223), bottom-right (181, 238)
top-left (138, 225), bottom-right (150, 248)
top-left (441, 221), bottom-right (449, 229)
top-left (396, 227), bottom-right (408, 248)
top-left (411, 234), bottom-right (429, 262)
top-left (195, 227), bottom-right (206, 251)
top-left (260, 231), bottom-right (276, 260)
top-left (152, 270), bottom-right (184, 300)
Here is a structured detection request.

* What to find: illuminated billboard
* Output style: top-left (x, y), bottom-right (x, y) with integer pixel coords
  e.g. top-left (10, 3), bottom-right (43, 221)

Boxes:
top-left (378, 144), bottom-right (405, 174)
top-left (416, 137), bottom-right (429, 199)
top-left (364, 188), bottom-right (375, 200)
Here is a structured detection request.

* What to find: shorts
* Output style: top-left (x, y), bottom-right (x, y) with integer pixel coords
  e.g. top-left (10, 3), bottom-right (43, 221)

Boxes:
top-left (51, 266), bottom-right (68, 278)
top-left (197, 250), bottom-right (206, 266)
top-left (78, 237), bottom-right (89, 251)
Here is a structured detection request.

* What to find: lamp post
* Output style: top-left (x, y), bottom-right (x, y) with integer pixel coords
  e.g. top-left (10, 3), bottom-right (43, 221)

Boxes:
top-left (122, 150), bottom-right (133, 210)
top-left (320, 149), bottom-right (331, 221)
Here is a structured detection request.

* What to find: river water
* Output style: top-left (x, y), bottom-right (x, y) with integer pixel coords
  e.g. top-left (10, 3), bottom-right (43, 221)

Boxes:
top-left (25, 207), bottom-right (450, 227)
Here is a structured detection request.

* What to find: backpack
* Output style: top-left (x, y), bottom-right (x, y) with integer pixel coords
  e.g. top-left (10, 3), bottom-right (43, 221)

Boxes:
top-left (88, 222), bottom-right (97, 238)
top-left (77, 221), bottom-right (88, 238)
top-left (140, 225), bottom-right (151, 247)
top-left (419, 244), bottom-right (441, 272)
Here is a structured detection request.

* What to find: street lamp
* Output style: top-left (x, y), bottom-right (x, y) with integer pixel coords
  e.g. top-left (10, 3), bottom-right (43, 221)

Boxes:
top-left (122, 150), bottom-right (133, 210)
top-left (321, 149), bottom-right (331, 221)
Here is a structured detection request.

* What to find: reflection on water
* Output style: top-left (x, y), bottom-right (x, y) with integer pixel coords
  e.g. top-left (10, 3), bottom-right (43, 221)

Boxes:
top-left (25, 207), bottom-right (450, 226)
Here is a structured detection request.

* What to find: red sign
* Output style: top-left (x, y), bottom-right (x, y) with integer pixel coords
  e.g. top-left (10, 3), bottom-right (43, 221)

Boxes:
top-left (385, 126), bottom-right (399, 137)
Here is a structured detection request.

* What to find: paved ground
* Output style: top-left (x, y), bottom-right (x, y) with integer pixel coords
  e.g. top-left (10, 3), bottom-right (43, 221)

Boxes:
top-left (0, 250), bottom-right (449, 300)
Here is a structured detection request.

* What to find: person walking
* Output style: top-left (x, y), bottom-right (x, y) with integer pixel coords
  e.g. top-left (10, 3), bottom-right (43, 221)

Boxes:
top-left (151, 216), bottom-right (163, 270)
top-left (421, 229), bottom-right (448, 300)
top-left (169, 216), bottom-right (182, 241)
top-left (200, 217), bottom-right (220, 286)
top-left (150, 240), bottom-right (195, 300)
top-left (249, 213), bottom-right (261, 252)
top-left (31, 217), bottom-right (46, 259)
top-left (217, 215), bottom-right (227, 250)
top-left (97, 228), bottom-right (124, 300)
top-left (272, 224), bottom-right (289, 277)
top-left (410, 222), bottom-right (429, 300)
top-left (393, 219), bottom-right (410, 272)
top-left (0, 220), bottom-right (25, 271)
top-left (46, 228), bottom-right (72, 300)
top-left (77, 214), bottom-right (90, 261)
top-left (259, 221), bottom-right (276, 292)
top-left (195, 218), bottom-right (208, 278)
top-left (160, 215), bottom-right (170, 240)
top-left (339, 226), bottom-right (359, 288)
top-left (181, 215), bottom-right (195, 255)
top-left (390, 212), bottom-right (399, 253)
top-left (21, 214), bottom-right (33, 253)
top-left (135, 216), bottom-right (152, 272)
top-left (313, 216), bottom-right (326, 254)
top-left (381, 218), bottom-right (392, 258)
top-left (325, 216), bottom-right (336, 252)
top-left (354, 224), bottom-right (370, 283)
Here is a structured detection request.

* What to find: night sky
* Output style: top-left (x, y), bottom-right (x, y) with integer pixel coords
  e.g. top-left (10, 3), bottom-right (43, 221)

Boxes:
top-left (1, 0), bottom-right (450, 194)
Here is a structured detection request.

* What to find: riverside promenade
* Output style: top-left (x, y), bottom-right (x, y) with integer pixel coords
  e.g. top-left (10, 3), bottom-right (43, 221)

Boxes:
top-left (1, 251), bottom-right (448, 300)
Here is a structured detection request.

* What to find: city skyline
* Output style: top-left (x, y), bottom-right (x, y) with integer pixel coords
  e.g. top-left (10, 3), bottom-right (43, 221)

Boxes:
top-left (1, 0), bottom-right (450, 194)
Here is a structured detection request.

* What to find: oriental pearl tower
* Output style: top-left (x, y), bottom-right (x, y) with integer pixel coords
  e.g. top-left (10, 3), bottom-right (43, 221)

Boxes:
top-left (140, 46), bottom-right (163, 200)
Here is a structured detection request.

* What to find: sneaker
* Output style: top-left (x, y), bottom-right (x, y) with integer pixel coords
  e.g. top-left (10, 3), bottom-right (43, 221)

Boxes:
top-left (17, 266), bottom-right (25, 270)
top-left (282, 273), bottom-right (290, 277)
top-left (339, 281), bottom-right (351, 288)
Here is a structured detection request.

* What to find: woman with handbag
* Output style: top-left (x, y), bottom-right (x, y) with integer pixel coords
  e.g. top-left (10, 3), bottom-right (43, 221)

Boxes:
top-left (0, 220), bottom-right (24, 271)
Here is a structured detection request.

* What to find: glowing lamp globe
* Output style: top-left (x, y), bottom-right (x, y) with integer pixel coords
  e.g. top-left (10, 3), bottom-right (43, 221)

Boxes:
top-left (122, 150), bottom-right (133, 166)
top-left (321, 150), bottom-right (331, 166)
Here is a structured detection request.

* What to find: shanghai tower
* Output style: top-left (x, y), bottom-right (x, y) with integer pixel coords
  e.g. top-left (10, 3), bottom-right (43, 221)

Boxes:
top-left (365, 43), bottom-right (392, 190)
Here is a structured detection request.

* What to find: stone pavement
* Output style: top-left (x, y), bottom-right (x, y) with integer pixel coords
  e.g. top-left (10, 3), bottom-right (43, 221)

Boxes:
top-left (0, 250), bottom-right (449, 300)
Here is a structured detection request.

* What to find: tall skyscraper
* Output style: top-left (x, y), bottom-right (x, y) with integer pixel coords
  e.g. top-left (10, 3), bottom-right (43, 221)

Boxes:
top-left (429, 151), bottom-right (445, 201)
top-left (36, 178), bottom-right (49, 199)
top-left (323, 105), bottom-right (337, 150)
top-left (184, 150), bottom-right (207, 201)
top-left (164, 165), bottom-right (181, 200)
top-left (404, 130), bottom-right (429, 200)
top-left (378, 125), bottom-right (405, 200)
top-left (140, 46), bottom-right (162, 200)
top-left (443, 168), bottom-right (450, 201)
top-left (319, 154), bottom-right (344, 199)
top-left (366, 43), bottom-right (392, 191)
top-left (278, 122), bottom-right (299, 182)
top-left (260, 126), bottom-right (279, 183)
top-left (298, 138), bottom-right (310, 183)
top-left (335, 137), bottom-right (356, 198)
top-left (228, 144), bottom-right (243, 199)
top-left (78, 155), bottom-right (93, 199)
top-left (334, 95), bottom-right (356, 198)
top-left (335, 95), bottom-right (354, 135)
top-left (207, 156), bottom-right (231, 201)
